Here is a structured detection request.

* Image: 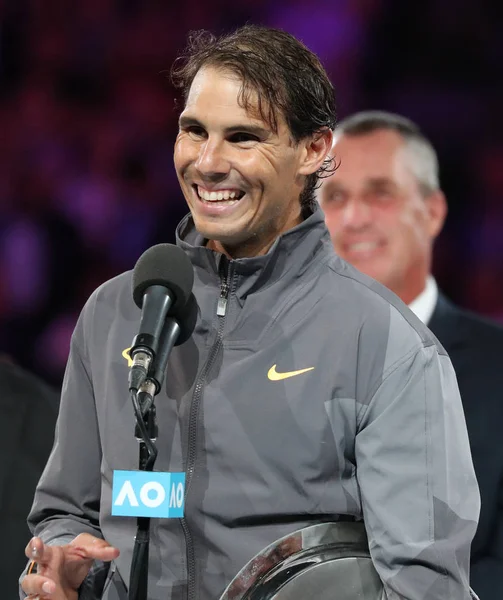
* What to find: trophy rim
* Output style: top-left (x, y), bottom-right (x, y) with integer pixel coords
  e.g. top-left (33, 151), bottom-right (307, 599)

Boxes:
top-left (219, 520), bottom-right (372, 600)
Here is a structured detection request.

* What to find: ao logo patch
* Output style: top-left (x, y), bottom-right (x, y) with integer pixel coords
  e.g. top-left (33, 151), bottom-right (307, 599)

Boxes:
top-left (112, 470), bottom-right (185, 518)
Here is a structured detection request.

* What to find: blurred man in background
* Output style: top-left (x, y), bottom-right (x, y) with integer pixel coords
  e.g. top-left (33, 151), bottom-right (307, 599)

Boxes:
top-left (318, 110), bottom-right (503, 599)
top-left (0, 357), bottom-right (59, 600)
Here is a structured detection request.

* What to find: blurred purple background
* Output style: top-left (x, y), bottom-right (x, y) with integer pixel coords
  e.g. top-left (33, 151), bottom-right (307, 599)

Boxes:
top-left (1, 0), bottom-right (502, 386)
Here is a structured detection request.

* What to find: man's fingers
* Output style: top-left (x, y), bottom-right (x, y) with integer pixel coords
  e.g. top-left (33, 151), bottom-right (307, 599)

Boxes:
top-left (21, 533), bottom-right (119, 600)
top-left (25, 536), bottom-right (42, 559)
top-left (67, 543), bottom-right (120, 562)
top-left (23, 534), bottom-right (120, 577)
top-left (93, 544), bottom-right (120, 561)
top-left (21, 573), bottom-right (56, 596)
top-left (25, 537), bottom-right (54, 564)
top-left (69, 533), bottom-right (120, 561)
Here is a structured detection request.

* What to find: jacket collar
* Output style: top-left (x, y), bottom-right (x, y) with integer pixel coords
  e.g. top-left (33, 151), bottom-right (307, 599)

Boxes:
top-left (176, 204), bottom-right (333, 298)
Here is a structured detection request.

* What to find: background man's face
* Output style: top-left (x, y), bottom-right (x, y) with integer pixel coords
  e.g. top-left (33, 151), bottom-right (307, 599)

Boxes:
top-left (174, 66), bottom-right (308, 257)
top-left (318, 130), bottom-right (445, 303)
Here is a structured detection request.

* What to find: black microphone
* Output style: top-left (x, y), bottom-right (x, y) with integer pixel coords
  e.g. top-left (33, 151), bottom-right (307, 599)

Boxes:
top-left (129, 244), bottom-right (194, 391)
top-left (137, 292), bottom-right (198, 415)
top-left (148, 291), bottom-right (198, 390)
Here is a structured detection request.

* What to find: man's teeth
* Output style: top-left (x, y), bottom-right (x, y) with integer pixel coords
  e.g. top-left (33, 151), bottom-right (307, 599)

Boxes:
top-left (197, 187), bottom-right (241, 201)
top-left (348, 242), bottom-right (379, 252)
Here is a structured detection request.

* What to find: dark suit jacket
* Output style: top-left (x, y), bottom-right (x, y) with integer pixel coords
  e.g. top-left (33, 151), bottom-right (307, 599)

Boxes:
top-left (0, 361), bottom-right (59, 599)
top-left (429, 293), bottom-right (503, 599)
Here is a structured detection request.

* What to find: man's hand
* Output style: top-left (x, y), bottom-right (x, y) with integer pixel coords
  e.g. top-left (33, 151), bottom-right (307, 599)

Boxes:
top-left (21, 534), bottom-right (120, 600)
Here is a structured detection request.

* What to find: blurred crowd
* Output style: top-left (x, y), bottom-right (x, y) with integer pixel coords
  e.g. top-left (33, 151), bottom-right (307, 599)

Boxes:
top-left (0, 0), bottom-right (502, 386)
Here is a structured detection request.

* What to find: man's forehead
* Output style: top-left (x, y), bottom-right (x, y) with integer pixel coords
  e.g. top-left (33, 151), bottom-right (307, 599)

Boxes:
top-left (184, 65), bottom-right (277, 130)
top-left (186, 67), bottom-right (248, 106)
top-left (332, 129), bottom-right (405, 153)
top-left (332, 132), bottom-right (414, 173)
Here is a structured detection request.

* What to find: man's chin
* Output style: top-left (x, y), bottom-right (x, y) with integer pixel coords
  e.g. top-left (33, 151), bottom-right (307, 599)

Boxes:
top-left (194, 223), bottom-right (245, 248)
top-left (345, 259), bottom-right (389, 286)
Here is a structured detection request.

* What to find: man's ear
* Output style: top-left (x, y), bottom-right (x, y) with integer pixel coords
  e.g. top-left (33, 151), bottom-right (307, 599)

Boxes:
top-left (426, 190), bottom-right (448, 239)
top-left (298, 128), bottom-right (333, 176)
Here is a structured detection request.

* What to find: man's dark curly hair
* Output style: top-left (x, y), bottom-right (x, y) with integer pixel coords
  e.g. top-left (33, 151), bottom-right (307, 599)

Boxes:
top-left (171, 25), bottom-right (337, 212)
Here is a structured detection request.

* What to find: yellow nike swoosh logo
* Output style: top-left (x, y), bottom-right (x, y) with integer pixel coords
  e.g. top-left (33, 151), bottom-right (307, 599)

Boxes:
top-left (122, 347), bottom-right (133, 367)
top-left (267, 364), bottom-right (315, 381)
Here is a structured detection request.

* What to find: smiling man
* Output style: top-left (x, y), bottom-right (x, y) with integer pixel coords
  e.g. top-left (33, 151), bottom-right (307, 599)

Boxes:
top-left (319, 112), bottom-right (446, 306)
top-left (21, 28), bottom-right (479, 600)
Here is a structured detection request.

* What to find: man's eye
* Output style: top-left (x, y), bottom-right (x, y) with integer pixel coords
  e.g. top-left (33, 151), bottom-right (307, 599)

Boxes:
top-left (372, 189), bottom-right (393, 202)
top-left (229, 132), bottom-right (259, 144)
top-left (326, 191), bottom-right (345, 204)
top-left (186, 126), bottom-right (206, 139)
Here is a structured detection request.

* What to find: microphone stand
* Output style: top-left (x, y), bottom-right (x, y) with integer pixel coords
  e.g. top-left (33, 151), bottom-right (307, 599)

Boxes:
top-left (129, 384), bottom-right (158, 600)
top-left (128, 319), bottom-right (182, 600)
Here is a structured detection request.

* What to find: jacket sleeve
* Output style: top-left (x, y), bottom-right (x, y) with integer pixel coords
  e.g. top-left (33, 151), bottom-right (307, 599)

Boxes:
top-left (23, 298), bottom-right (109, 599)
top-left (355, 343), bottom-right (480, 600)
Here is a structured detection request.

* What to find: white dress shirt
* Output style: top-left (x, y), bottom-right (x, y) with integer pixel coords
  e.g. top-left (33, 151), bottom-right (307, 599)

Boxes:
top-left (408, 276), bottom-right (438, 325)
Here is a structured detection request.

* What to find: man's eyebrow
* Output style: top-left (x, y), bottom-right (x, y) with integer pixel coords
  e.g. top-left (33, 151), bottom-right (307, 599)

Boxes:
top-left (178, 115), bottom-right (202, 129)
top-left (322, 182), bottom-right (344, 194)
top-left (366, 177), bottom-right (395, 188)
top-left (224, 124), bottom-right (270, 137)
top-left (178, 115), bottom-right (269, 137)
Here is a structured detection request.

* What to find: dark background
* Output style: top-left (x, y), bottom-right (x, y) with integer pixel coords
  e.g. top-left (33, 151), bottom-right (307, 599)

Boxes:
top-left (0, 0), bottom-right (502, 386)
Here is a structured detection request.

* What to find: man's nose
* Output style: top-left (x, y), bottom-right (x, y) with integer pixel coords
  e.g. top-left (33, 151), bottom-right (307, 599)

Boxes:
top-left (342, 198), bottom-right (372, 230)
top-left (195, 138), bottom-right (230, 179)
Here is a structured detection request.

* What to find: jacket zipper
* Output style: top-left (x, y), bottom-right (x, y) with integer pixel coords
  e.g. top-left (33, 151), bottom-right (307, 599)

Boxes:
top-left (181, 258), bottom-right (231, 600)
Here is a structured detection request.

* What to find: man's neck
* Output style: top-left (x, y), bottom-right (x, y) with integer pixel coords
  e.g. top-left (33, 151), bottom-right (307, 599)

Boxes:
top-left (206, 213), bottom-right (303, 259)
top-left (206, 235), bottom-right (277, 259)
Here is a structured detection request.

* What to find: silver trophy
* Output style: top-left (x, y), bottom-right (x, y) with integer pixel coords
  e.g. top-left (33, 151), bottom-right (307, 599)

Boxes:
top-left (220, 522), bottom-right (384, 599)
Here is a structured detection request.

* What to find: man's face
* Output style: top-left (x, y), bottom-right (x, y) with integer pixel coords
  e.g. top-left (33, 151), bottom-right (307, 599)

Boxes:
top-left (318, 130), bottom-right (446, 303)
top-left (174, 66), bottom-right (320, 258)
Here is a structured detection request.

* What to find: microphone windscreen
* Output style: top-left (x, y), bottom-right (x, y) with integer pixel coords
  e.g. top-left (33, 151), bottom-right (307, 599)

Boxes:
top-left (132, 244), bottom-right (194, 312)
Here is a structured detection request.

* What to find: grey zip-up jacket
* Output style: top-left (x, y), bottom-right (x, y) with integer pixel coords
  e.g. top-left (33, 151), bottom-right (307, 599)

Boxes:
top-left (27, 206), bottom-right (479, 600)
